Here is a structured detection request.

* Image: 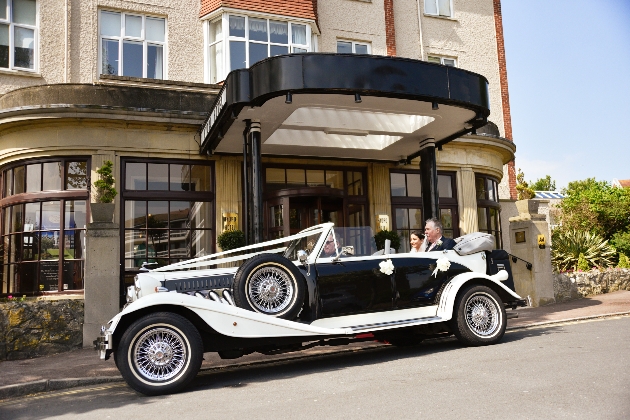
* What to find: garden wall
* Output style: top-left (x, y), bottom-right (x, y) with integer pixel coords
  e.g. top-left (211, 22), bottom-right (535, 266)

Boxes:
top-left (554, 268), bottom-right (630, 302)
top-left (0, 299), bottom-right (83, 360)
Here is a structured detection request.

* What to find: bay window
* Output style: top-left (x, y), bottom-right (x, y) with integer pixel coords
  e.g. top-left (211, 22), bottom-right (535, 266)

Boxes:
top-left (99, 10), bottom-right (166, 79)
top-left (0, 0), bottom-right (37, 71)
top-left (206, 14), bottom-right (311, 84)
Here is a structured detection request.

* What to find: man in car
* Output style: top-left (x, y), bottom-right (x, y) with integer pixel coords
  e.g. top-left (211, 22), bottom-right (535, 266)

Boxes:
top-left (320, 233), bottom-right (340, 258)
top-left (423, 217), bottom-right (456, 251)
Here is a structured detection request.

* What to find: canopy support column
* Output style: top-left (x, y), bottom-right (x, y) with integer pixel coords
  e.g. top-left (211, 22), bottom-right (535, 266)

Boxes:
top-left (242, 122), bottom-right (250, 245)
top-left (419, 138), bottom-right (440, 221)
top-left (249, 121), bottom-right (263, 243)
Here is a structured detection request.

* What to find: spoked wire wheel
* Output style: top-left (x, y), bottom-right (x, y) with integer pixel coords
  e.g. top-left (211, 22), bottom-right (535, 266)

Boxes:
top-left (132, 326), bottom-right (187, 382)
top-left (464, 293), bottom-right (500, 337)
top-left (247, 265), bottom-right (295, 315)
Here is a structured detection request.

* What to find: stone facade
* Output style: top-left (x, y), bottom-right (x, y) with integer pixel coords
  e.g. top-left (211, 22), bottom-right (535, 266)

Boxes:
top-left (0, 299), bottom-right (84, 360)
top-left (554, 269), bottom-right (630, 303)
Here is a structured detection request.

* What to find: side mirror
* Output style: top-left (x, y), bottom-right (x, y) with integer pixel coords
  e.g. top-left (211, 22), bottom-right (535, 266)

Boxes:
top-left (342, 246), bottom-right (354, 256)
top-left (297, 250), bottom-right (308, 264)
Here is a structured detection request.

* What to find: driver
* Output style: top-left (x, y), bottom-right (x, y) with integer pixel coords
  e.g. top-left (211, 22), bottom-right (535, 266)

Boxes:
top-left (320, 233), bottom-right (340, 258)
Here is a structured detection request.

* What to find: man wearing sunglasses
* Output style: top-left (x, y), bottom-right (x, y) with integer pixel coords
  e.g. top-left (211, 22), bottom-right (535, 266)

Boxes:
top-left (320, 233), bottom-right (340, 258)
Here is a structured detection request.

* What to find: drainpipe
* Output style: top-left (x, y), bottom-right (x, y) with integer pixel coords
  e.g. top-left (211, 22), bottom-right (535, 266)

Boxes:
top-left (416, 0), bottom-right (425, 60)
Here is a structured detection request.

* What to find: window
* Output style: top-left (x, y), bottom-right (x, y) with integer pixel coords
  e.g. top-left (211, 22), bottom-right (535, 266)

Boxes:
top-left (0, 0), bottom-right (37, 71)
top-left (99, 10), bottom-right (166, 79)
top-left (427, 55), bottom-right (456, 67)
top-left (475, 174), bottom-right (501, 248)
top-left (337, 40), bottom-right (370, 54)
top-left (122, 160), bottom-right (214, 290)
top-left (207, 14), bottom-right (311, 84)
top-left (1, 158), bottom-right (89, 296)
top-left (390, 171), bottom-right (459, 252)
top-left (425, 0), bottom-right (452, 18)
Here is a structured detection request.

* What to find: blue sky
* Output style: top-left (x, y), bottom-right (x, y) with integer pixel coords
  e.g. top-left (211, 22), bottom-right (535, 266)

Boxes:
top-left (501, 0), bottom-right (630, 190)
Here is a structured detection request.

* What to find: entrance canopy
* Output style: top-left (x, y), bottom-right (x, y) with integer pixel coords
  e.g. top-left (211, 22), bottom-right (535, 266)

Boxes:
top-left (199, 53), bottom-right (490, 161)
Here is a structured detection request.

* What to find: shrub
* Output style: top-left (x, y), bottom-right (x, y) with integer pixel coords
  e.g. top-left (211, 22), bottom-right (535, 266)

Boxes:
top-left (618, 253), bottom-right (630, 269)
top-left (373, 230), bottom-right (401, 251)
top-left (94, 160), bottom-right (117, 203)
top-left (217, 230), bottom-right (245, 251)
top-left (516, 168), bottom-right (535, 200)
top-left (610, 230), bottom-right (630, 258)
top-left (551, 229), bottom-right (616, 272)
top-left (577, 253), bottom-right (590, 271)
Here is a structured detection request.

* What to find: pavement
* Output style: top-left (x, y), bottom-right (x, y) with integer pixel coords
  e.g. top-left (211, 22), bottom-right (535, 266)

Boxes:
top-left (1, 290), bottom-right (630, 400)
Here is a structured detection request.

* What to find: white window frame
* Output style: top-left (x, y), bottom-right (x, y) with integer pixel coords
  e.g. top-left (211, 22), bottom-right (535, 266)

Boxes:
top-left (336, 39), bottom-right (371, 54)
top-left (427, 55), bottom-right (457, 67)
top-left (424, 0), bottom-right (453, 18)
top-left (204, 12), bottom-right (313, 84)
top-left (0, 0), bottom-right (39, 72)
top-left (98, 10), bottom-right (168, 80)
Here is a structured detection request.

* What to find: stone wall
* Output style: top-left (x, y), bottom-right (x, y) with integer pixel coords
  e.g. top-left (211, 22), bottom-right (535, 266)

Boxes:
top-left (0, 299), bottom-right (84, 361)
top-left (554, 269), bottom-right (630, 303)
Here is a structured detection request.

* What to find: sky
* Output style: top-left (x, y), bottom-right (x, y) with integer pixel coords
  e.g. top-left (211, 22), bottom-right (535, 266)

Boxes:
top-left (501, 0), bottom-right (630, 190)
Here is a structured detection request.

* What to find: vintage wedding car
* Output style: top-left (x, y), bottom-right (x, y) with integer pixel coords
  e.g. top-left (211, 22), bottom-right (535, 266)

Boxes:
top-left (95, 223), bottom-right (526, 395)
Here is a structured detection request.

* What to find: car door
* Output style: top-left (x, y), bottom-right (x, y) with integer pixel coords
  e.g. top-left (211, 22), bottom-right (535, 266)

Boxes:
top-left (392, 255), bottom-right (441, 308)
top-left (316, 255), bottom-right (393, 318)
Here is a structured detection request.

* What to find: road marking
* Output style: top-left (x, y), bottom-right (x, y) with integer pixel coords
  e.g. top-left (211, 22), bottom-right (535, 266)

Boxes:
top-left (0, 383), bottom-right (129, 407)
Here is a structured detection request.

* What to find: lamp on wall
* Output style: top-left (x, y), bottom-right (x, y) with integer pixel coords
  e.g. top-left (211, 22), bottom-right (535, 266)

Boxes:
top-left (432, 102), bottom-right (439, 110)
top-left (285, 92), bottom-right (292, 104)
top-left (354, 93), bottom-right (362, 103)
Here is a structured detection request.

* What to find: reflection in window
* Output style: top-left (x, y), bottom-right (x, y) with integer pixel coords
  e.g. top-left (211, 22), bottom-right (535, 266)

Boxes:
top-left (475, 174), bottom-right (501, 248)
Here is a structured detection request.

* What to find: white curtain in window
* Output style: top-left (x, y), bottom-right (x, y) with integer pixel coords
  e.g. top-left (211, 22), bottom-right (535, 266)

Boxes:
top-left (154, 45), bottom-right (163, 79)
top-left (209, 19), bottom-right (222, 43)
top-left (425, 0), bottom-right (438, 15)
top-left (270, 21), bottom-right (287, 37)
top-left (291, 24), bottom-right (306, 45)
top-left (101, 11), bottom-right (121, 37)
top-left (249, 19), bottom-right (266, 34)
top-left (146, 18), bottom-right (165, 42)
top-left (229, 16), bottom-right (245, 32)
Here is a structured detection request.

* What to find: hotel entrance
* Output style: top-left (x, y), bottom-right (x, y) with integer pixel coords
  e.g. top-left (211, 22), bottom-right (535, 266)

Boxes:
top-left (263, 166), bottom-right (367, 239)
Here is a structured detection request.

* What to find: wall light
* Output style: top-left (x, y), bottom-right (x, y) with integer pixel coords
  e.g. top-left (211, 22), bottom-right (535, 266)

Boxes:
top-left (285, 92), bottom-right (292, 104)
top-left (354, 93), bottom-right (362, 103)
top-left (432, 102), bottom-right (439, 110)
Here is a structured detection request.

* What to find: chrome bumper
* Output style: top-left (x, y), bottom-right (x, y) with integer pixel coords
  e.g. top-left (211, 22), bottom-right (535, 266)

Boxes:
top-left (94, 326), bottom-right (113, 360)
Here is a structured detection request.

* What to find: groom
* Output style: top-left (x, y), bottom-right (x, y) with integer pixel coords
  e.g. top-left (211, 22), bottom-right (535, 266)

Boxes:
top-left (423, 217), bottom-right (456, 252)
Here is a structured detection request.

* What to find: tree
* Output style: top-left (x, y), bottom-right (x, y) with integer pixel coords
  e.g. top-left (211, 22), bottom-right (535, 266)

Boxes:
top-left (557, 178), bottom-right (630, 241)
top-left (530, 175), bottom-right (556, 191)
top-left (515, 168), bottom-right (534, 200)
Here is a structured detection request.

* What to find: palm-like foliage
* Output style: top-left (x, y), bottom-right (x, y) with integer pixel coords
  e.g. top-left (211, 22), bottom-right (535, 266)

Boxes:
top-left (551, 229), bottom-right (616, 272)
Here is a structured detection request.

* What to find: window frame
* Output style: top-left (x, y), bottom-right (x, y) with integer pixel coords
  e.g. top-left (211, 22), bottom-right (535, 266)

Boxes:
top-left (475, 173), bottom-right (502, 249)
top-left (0, 157), bottom-right (90, 296)
top-left (205, 13), bottom-right (312, 84)
top-left (424, 0), bottom-right (453, 18)
top-left (427, 55), bottom-right (457, 67)
top-left (0, 0), bottom-right (39, 72)
top-left (98, 9), bottom-right (167, 80)
top-left (336, 39), bottom-right (371, 54)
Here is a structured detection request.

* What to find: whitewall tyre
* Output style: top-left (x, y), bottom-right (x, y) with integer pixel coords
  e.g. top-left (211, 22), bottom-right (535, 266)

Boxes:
top-left (450, 284), bottom-right (506, 346)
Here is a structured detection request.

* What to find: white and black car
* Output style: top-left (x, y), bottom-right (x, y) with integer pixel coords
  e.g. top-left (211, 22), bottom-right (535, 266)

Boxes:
top-left (95, 223), bottom-right (526, 395)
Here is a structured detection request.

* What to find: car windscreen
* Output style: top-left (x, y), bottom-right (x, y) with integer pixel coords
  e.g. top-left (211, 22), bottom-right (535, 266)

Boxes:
top-left (283, 232), bottom-right (322, 261)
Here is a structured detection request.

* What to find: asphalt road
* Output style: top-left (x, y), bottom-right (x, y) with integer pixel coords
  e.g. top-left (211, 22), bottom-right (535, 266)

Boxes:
top-left (2, 316), bottom-right (629, 420)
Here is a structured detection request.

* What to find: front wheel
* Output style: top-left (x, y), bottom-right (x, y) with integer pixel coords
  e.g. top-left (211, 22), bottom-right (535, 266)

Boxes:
top-left (449, 285), bottom-right (506, 346)
top-left (117, 312), bottom-right (203, 395)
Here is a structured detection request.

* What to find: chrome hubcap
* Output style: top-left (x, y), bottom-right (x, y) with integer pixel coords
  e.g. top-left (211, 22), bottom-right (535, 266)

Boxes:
top-left (248, 266), bottom-right (294, 314)
top-left (133, 327), bottom-right (187, 381)
top-left (465, 293), bottom-right (500, 337)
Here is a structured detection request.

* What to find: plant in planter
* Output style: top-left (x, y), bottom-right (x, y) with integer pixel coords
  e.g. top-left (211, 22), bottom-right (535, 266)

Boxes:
top-left (217, 230), bottom-right (245, 251)
top-left (373, 230), bottom-right (401, 251)
top-left (91, 160), bottom-right (118, 223)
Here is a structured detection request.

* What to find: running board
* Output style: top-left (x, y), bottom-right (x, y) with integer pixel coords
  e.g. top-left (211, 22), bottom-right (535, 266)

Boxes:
top-left (348, 316), bottom-right (444, 333)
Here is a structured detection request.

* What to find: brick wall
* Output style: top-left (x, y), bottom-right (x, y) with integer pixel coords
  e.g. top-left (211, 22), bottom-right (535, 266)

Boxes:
top-left (384, 0), bottom-right (396, 56)
top-left (493, 0), bottom-right (517, 200)
top-left (200, 0), bottom-right (318, 21)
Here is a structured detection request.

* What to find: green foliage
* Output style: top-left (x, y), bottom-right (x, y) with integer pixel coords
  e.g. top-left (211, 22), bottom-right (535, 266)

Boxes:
top-left (373, 230), bottom-right (401, 251)
top-left (217, 230), bottom-right (245, 251)
top-left (94, 160), bottom-right (117, 203)
top-left (558, 178), bottom-right (630, 240)
top-left (610, 230), bottom-right (630, 258)
top-left (551, 229), bottom-right (616, 272)
top-left (617, 253), bottom-right (630, 269)
top-left (577, 253), bottom-right (590, 271)
top-left (530, 175), bottom-right (556, 191)
top-left (516, 168), bottom-right (535, 200)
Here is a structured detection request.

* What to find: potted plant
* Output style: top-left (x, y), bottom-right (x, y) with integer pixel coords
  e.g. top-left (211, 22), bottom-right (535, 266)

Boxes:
top-left (373, 229), bottom-right (401, 251)
top-left (91, 160), bottom-right (118, 223)
top-left (217, 229), bottom-right (245, 251)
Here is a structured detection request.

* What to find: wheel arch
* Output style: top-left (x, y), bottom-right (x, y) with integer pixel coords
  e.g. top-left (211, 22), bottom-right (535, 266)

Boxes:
top-left (437, 272), bottom-right (520, 321)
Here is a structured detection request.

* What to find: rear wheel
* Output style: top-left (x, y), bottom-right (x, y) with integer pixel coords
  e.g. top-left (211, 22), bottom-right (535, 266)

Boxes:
top-left (450, 285), bottom-right (506, 346)
top-left (117, 312), bottom-right (203, 395)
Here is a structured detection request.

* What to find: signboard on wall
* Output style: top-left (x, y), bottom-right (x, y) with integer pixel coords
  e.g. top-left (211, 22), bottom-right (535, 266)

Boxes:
top-left (376, 214), bottom-right (390, 232)
top-left (222, 212), bottom-right (238, 231)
